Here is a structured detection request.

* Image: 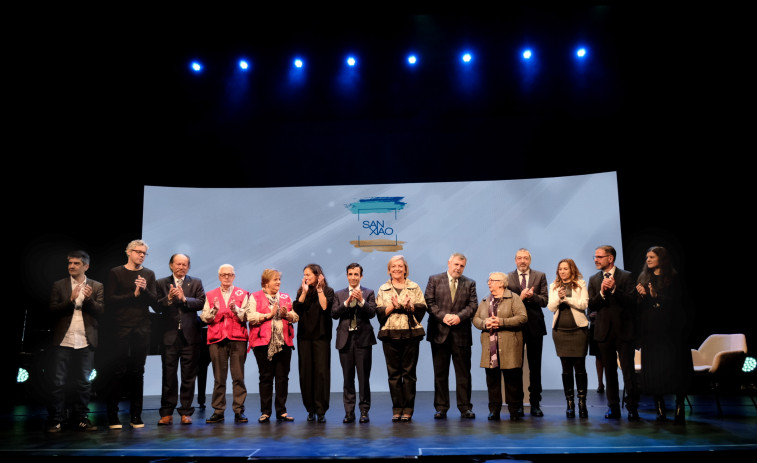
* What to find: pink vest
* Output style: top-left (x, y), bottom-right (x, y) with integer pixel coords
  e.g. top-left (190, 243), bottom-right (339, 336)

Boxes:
top-left (205, 286), bottom-right (249, 344)
top-left (248, 290), bottom-right (295, 349)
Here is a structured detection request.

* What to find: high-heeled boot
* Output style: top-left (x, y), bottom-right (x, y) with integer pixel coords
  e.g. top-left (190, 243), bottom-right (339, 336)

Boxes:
top-left (674, 394), bottom-right (686, 424)
top-left (654, 395), bottom-right (667, 422)
top-left (576, 372), bottom-right (588, 418)
top-left (562, 373), bottom-right (575, 418)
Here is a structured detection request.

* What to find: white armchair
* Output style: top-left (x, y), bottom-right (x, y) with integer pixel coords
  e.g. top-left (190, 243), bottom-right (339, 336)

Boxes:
top-left (691, 334), bottom-right (751, 414)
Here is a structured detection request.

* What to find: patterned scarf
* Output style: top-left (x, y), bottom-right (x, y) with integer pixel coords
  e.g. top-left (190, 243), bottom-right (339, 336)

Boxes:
top-left (266, 292), bottom-right (284, 361)
top-left (488, 295), bottom-right (501, 368)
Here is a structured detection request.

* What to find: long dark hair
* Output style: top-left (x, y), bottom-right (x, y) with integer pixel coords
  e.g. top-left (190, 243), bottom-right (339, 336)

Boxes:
top-left (297, 263), bottom-right (329, 297)
top-left (637, 246), bottom-right (676, 289)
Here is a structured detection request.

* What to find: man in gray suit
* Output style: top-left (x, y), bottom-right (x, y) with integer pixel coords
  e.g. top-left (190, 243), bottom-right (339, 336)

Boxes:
top-left (46, 250), bottom-right (104, 432)
top-left (425, 252), bottom-right (478, 419)
top-left (507, 248), bottom-right (548, 417)
top-left (331, 263), bottom-right (377, 424)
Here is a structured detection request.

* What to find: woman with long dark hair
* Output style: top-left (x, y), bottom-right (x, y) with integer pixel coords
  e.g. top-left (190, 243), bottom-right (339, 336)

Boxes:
top-left (636, 246), bottom-right (693, 423)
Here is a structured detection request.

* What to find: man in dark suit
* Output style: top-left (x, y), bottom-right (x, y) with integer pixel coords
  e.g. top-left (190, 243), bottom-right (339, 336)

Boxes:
top-left (507, 248), bottom-right (548, 417)
top-left (155, 253), bottom-right (206, 425)
top-left (424, 252), bottom-right (478, 419)
top-left (46, 250), bottom-right (104, 432)
top-left (588, 245), bottom-right (639, 420)
top-left (331, 263), bottom-right (377, 424)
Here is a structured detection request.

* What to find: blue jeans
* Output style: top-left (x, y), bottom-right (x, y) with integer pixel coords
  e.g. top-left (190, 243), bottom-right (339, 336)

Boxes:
top-left (49, 345), bottom-right (95, 422)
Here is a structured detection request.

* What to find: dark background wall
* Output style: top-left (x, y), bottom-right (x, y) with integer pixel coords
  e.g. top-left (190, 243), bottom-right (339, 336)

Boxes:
top-left (7, 6), bottom-right (751, 397)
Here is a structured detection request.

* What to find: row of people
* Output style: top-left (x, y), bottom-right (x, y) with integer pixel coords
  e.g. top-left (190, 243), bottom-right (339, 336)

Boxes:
top-left (45, 240), bottom-right (691, 432)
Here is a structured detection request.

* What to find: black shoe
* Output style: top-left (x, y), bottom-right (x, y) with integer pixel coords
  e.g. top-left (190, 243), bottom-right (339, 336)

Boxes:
top-left (597, 384), bottom-right (605, 393)
top-left (433, 411), bottom-right (447, 419)
top-left (604, 407), bottom-right (621, 419)
top-left (75, 418), bottom-right (97, 432)
top-left (45, 421), bottom-right (62, 433)
top-left (130, 416), bottom-right (144, 428)
top-left (487, 412), bottom-right (500, 421)
top-left (359, 412), bottom-right (369, 423)
top-left (510, 414), bottom-right (521, 421)
top-left (392, 415), bottom-right (400, 422)
top-left (530, 404), bottom-right (544, 417)
top-left (461, 410), bottom-right (476, 419)
top-left (343, 413), bottom-right (355, 423)
top-left (276, 413), bottom-right (294, 422)
top-left (317, 414), bottom-right (326, 423)
top-left (516, 406), bottom-right (525, 417)
top-left (627, 409), bottom-right (640, 421)
top-left (400, 415), bottom-right (412, 422)
top-left (108, 414), bottom-right (122, 430)
top-left (206, 413), bottom-right (224, 424)
top-left (198, 403), bottom-right (206, 410)
top-left (307, 412), bottom-right (316, 422)
top-left (235, 413), bottom-right (248, 423)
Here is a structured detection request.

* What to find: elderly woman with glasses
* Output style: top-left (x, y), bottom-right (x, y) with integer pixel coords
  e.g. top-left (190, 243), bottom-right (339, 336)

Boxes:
top-left (472, 272), bottom-right (527, 421)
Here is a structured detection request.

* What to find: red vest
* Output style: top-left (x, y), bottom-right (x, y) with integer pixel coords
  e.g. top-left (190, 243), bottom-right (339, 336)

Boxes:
top-left (248, 290), bottom-right (295, 349)
top-left (205, 286), bottom-right (249, 344)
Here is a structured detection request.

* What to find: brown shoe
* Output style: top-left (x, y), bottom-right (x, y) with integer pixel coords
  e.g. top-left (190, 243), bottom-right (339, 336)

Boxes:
top-left (158, 415), bottom-right (173, 426)
top-left (180, 415), bottom-right (192, 425)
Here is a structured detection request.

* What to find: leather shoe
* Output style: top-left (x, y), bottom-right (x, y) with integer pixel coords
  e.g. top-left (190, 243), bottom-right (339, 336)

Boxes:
top-left (235, 413), bottom-right (248, 423)
top-left (317, 414), bottom-right (326, 423)
top-left (604, 407), bottom-right (621, 419)
top-left (180, 415), bottom-right (192, 425)
top-left (276, 413), bottom-right (294, 422)
top-left (530, 405), bottom-right (544, 417)
top-left (516, 406), bottom-right (525, 417)
top-left (510, 414), bottom-right (521, 421)
top-left (461, 410), bottom-right (476, 419)
top-left (158, 415), bottom-right (173, 426)
top-left (258, 414), bottom-right (270, 423)
top-left (206, 413), bottom-right (224, 423)
top-left (487, 412), bottom-right (500, 421)
top-left (359, 412), bottom-right (369, 423)
top-left (343, 413), bottom-right (355, 423)
top-left (307, 412), bottom-right (316, 421)
top-left (433, 411), bottom-right (447, 419)
top-left (627, 409), bottom-right (640, 421)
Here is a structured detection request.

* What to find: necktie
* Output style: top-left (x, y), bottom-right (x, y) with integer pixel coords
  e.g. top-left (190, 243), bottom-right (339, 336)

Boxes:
top-left (604, 272), bottom-right (611, 279)
top-left (520, 273), bottom-right (527, 290)
top-left (176, 279), bottom-right (184, 329)
top-left (450, 278), bottom-right (457, 301)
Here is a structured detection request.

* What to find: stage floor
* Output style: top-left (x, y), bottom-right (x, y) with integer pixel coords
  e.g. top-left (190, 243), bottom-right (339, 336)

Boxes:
top-left (2, 389), bottom-right (756, 461)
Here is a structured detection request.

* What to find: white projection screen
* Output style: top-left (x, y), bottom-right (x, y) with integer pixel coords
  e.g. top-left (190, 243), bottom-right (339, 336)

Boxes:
top-left (141, 171), bottom-right (625, 396)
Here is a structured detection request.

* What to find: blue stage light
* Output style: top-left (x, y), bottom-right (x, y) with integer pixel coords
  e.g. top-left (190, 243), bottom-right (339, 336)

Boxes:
top-left (522, 49), bottom-right (532, 60)
top-left (239, 60), bottom-right (249, 70)
top-left (17, 367), bottom-right (29, 383)
top-left (461, 53), bottom-right (472, 63)
top-left (294, 58), bottom-right (304, 69)
top-left (190, 61), bottom-right (202, 72)
top-left (346, 56), bottom-right (356, 67)
top-left (744, 356), bottom-right (756, 373)
top-left (407, 54), bottom-right (417, 65)
top-left (89, 369), bottom-right (97, 382)
top-left (576, 47), bottom-right (587, 58)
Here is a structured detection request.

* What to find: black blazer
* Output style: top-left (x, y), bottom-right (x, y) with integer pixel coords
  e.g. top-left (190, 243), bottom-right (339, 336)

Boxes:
top-left (507, 269), bottom-right (548, 337)
top-left (155, 274), bottom-right (207, 345)
top-left (424, 272), bottom-right (478, 346)
top-left (49, 278), bottom-right (104, 348)
top-left (331, 286), bottom-right (377, 350)
top-left (588, 267), bottom-right (636, 342)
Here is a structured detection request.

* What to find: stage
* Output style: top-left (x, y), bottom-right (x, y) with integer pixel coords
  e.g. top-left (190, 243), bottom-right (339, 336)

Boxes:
top-left (2, 389), bottom-right (755, 461)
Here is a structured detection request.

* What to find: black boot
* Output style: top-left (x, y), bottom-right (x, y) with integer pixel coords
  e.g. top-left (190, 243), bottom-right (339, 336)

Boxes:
top-left (674, 394), bottom-right (686, 424)
top-left (654, 395), bottom-right (667, 422)
top-left (562, 373), bottom-right (575, 418)
top-left (576, 372), bottom-right (588, 418)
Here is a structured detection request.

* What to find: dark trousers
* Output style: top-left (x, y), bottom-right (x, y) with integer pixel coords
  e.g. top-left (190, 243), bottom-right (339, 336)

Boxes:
top-left (338, 332), bottom-right (373, 414)
top-left (197, 327), bottom-right (211, 406)
top-left (382, 338), bottom-right (420, 416)
top-left (485, 367), bottom-right (523, 414)
top-left (430, 339), bottom-right (472, 413)
top-left (49, 345), bottom-right (95, 422)
top-left (523, 330), bottom-right (544, 404)
top-left (297, 337), bottom-right (331, 415)
top-left (253, 345), bottom-right (292, 417)
top-left (160, 330), bottom-right (199, 417)
top-left (107, 330), bottom-right (149, 417)
top-left (209, 339), bottom-right (247, 414)
top-left (598, 336), bottom-right (638, 410)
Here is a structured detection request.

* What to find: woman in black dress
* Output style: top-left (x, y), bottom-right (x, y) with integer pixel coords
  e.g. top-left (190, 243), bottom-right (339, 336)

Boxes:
top-left (636, 246), bottom-right (693, 423)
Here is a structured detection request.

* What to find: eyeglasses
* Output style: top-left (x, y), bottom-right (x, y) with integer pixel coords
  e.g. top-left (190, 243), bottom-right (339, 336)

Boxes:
top-left (487, 279), bottom-right (503, 283)
top-left (219, 273), bottom-right (235, 278)
top-left (593, 255), bottom-right (609, 259)
top-left (131, 250), bottom-right (148, 256)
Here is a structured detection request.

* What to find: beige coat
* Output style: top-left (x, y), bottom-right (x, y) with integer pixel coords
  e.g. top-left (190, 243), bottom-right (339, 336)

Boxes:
top-left (472, 289), bottom-right (527, 370)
